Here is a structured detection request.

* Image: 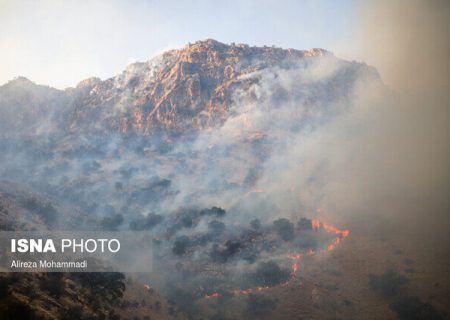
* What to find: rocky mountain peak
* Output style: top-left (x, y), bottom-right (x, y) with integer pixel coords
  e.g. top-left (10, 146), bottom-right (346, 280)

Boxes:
top-left (0, 40), bottom-right (379, 137)
top-left (5, 76), bottom-right (34, 86)
top-left (66, 40), bottom-right (353, 135)
top-left (76, 77), bottom-right (102, 89)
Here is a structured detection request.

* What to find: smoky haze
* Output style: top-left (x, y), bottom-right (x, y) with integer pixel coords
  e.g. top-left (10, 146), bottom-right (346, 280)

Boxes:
top-left (0, 44), bottom-right (381, 313)
top-left (0, 2), bottom-right (449, 317)
top-left (345, 0), bottom-right (450, 233)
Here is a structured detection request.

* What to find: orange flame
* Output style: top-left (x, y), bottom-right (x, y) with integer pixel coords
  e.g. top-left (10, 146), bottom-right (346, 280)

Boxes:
top-left (203, 218), bottom-right (349, 300)
top-left (322, 222), bottom-right (350, 237)
top-left (204, 292), bottom-right (220, 299)
top-left (292, 262), bottom-right (298, 275)
top-left (234, 285), bottom-right (271, 296)
top-left (311, 218), bottom-right (321, 230)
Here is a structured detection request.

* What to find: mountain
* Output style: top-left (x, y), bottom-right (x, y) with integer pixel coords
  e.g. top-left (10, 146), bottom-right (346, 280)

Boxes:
top-left (0, 77), bottom-right (69, 136)
top-left (68, 39), bottom-right (333, 134)
top-left (1, 40), bottom-right (448, 320)
top-left (0, 38), bottom-right (383, 241)
top-left (0, 39), bottom-right (383, 220)
top-left (0, 40), bottom-right (384, 320)
top-left (0, 39), bottom-right (379, 138)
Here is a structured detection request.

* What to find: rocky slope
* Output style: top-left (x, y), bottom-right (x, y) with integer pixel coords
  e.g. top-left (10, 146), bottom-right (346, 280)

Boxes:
top-left (1, 39), bottom-right (378, 137)
top-left (0, 40), bottom-right (387, 320)
top-left (0, 77), bottom-right (69, 136)
top-left (0, 38), bottom-right (383, 245)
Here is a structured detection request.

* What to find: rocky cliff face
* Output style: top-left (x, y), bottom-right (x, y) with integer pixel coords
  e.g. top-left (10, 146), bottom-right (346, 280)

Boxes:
top-left (0, 39), bottom-right (383, 219)
top-left (0, 39), bottom-right (382, 217)
top-left (0, 40), bottom-right (384, 320)
top-left (0, 39), bottom-right (379, 138)
top-left (68, 39), bottom-right (377, 135)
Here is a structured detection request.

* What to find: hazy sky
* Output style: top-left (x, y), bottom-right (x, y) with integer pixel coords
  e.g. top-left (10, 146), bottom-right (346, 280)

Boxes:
top-left (0, 0), bottom-right (360, 88)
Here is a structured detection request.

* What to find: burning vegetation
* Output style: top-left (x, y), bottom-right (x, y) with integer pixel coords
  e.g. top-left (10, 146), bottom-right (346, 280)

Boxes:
top-left (142, 206), bottom-right (349, 311)
top-left (3, 33), bottom-right (446, 319)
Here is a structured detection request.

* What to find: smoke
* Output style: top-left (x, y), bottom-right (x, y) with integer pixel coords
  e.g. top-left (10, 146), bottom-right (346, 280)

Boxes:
top-left (343, 0), bottom-right (450, 234)
top-left (358, 0), bottom-right (450, 93)
top-left (265, 1), bottom-right (450, 252)
top-left (164, 53), bottom-right (377, 221)
top-left (252, 1), bottom-right (450, 242)
top-left (0, 48), bottom-right (363, 315)
top-left (1, 5), bottom-right (449, 314)
top-left (157, 2), bottom-right (450, 281)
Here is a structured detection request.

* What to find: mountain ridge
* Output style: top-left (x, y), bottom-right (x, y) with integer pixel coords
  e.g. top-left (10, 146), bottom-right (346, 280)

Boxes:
top-left (0, 39), bottom-right (379, 137)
